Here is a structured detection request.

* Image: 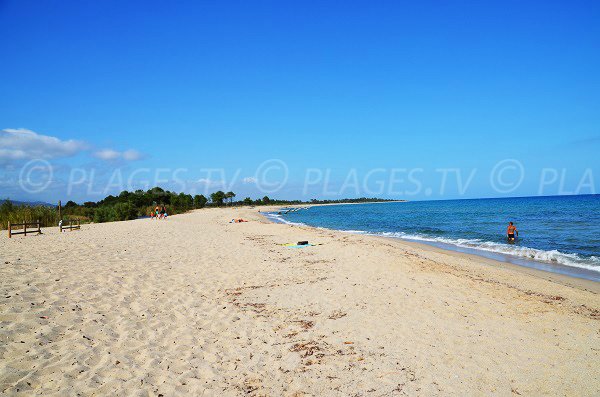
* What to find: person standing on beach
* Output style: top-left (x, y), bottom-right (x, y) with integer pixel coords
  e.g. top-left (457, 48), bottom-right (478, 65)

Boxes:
top-left (507, 222), bottom-right (518, 241)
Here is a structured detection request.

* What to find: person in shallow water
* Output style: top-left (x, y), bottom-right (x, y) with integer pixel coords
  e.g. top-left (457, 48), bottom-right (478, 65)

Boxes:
top-left (507, 222), bottom-right (518, 241)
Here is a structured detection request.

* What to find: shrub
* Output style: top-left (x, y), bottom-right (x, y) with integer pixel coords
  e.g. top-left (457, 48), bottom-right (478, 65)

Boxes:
top-left (93, 206), bottom-right (114, 223)
top-left (113, 202), bottom-right (137, 221)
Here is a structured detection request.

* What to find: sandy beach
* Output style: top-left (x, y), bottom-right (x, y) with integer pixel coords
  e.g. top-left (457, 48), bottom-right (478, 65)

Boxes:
top-left (1, 206), bottom-right (599, 396)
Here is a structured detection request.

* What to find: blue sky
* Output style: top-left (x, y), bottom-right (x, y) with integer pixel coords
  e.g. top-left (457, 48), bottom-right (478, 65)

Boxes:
top-left (1, 0), bottom-right (599, 202)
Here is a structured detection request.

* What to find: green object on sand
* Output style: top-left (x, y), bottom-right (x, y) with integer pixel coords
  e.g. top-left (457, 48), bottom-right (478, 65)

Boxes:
top-left (285, 244), bottom-right (315, 249)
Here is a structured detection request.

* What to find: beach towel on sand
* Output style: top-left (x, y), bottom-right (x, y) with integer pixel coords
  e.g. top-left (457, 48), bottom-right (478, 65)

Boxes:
top-left (284, 244), bottom-right (315, 248)
top-left (280, 243), bottom-right (319, 248)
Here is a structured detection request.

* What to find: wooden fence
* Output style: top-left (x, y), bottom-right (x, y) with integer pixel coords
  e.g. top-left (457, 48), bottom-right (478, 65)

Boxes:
top-left (60, 219), bottom-right (81, 232)
top-left (7, 220), bottom-right (42, 238)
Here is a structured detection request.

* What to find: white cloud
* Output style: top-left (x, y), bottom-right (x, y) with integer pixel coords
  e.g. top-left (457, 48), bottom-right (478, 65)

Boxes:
top-left (1, 128), bottom-right (144, 164)
top-left (93, 149), bottom-right (120, 161)
top-left (196, 178), bottom-right (223, 187)
top-left (0, 128), bottom-right (87, 161)
top-left (122, 149), bottom-right (142, 161)
top-left (243, 176), bottom-right (257, 184)
top-left (93, 148), bottom-right (143, 161)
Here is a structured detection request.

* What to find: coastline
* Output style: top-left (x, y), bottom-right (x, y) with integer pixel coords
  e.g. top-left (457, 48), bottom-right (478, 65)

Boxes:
top-left (262, 203), bottom-right (600, 285)
top-left (378, 235), bottom-right (600, 293)
top-left (261, 205), bottom-right (599, 292)
top-left (1, 207), bottom-right (598, 395)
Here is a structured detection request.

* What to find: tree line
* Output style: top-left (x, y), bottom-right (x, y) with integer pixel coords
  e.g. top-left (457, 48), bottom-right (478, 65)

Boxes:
top-left (1, 188), bottom-right (398, 229)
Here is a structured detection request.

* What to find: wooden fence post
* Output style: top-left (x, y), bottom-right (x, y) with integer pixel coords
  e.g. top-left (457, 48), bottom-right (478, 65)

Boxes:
top-left (37, 219), bottom-right (41, 234)
top-left (8, 221), bottom-right (11, 238)
top-left (23, 220), bottom-right (27, 236)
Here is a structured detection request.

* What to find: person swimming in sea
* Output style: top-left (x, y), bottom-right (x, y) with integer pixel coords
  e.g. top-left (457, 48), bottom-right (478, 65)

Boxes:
top-left (507, 222), bottom-right (518, 242)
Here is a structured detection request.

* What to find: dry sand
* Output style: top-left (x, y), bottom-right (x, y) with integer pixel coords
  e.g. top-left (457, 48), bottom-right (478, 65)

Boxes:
top-left (1, 207), bottom-right (599, 396)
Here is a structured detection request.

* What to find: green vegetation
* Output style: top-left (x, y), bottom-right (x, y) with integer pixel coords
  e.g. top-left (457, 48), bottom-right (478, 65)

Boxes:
top-left (1, 187), bottom-right (202, 229)
top-left (1, 189), bottom-right (399, 230)
top-left (63, 187), bottom-right (201, 224)
top-left (0, 200), bottom-right (59, 230)
top-left (210, 191), bottom-right (226, 206)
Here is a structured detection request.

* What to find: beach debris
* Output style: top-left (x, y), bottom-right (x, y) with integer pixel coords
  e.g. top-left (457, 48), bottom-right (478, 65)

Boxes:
top-left (225, 285), bottom-right (265, 296)
top-left (575, 304), bottom-right (599, 319)
top-left (235, 302), bottom-right (267, 313)
top-left (290, 341), bottom-right (321, 357)
top-left (293, 320), bottom-right (314, 330)
top-left (524, 290), bottom-right (566, 302)
top-left (344, 341), bottom-right (354, 344)
top-left (328, 310), bottom-right (347, 320)
top-left (39, 316), bottom-right (48, 319)
top-left (242, 378), bottom-right (262, 394)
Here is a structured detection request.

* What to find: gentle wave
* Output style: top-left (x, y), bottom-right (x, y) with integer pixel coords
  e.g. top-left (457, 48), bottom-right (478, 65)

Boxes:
top-left (265, 211), bottom-right (600, 272)
top-left (367, 231), bottom-right (600, 272)
top-left (263, 212), bottom-right (305, 226)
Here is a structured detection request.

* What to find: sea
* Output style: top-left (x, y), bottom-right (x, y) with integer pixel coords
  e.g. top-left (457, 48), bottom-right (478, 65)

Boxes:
top-left (265, 195), bottom-right (600, 282)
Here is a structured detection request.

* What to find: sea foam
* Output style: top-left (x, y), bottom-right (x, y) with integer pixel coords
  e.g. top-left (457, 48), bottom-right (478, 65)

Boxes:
top-left (366, 231), bottom-right (600, 272)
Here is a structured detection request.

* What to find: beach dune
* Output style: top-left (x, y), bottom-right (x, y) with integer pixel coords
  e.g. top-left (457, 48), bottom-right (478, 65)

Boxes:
top-left (1, 207), bottom-right (598, 396)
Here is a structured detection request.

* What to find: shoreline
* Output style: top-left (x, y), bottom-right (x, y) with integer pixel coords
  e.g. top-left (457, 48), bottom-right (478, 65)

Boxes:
top-left (380, 235), bottom-right (600, 293)
top-left (2, 207), bottom-right (598, 395)
top-left (261, 204), bottom-right (600, 286)
top-left (259, 206), bottom-right (599, 293)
